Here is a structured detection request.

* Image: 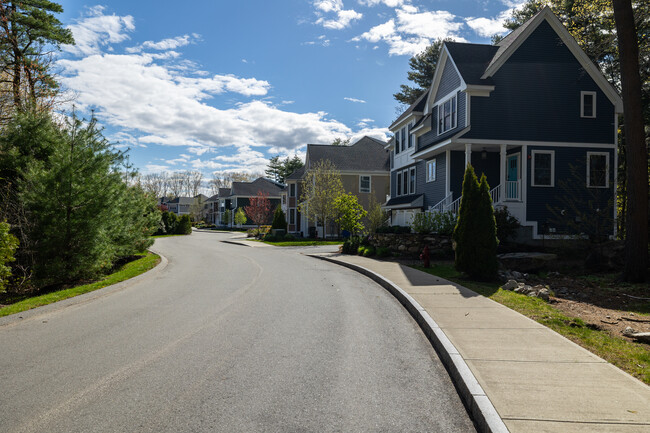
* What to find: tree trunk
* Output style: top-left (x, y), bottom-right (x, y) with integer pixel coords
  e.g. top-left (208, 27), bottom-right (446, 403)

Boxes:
top-left (612, 0), bottom-right (648, 282)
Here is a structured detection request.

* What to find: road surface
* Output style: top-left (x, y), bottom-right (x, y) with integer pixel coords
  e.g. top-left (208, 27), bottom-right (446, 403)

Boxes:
top-left (0, 231), bottom-right (475, 432)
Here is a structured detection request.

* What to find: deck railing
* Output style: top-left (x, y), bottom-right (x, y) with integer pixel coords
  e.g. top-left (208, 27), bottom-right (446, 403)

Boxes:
top-left (506, 180), bottom-right (521, 201)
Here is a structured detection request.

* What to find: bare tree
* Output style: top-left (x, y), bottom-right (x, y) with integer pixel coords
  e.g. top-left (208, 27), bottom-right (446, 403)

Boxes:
top-left (168, 172), bottom-right (185, 197)
top-left (188, 171), bottom-right (203, 197)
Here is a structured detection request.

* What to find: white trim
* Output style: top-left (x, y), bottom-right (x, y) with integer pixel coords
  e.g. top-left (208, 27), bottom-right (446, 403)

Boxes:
top-left (580, 91), bottom-right (597, 118)
top-left (389, 111), bottom-right (422, 131)
top-left (465, 143), bottom-right (472, 167)
top-left (359, 175), bottom-right (372, 193)
top-left (613, 113), bottom-right (619, 238)
top-left (531, 149), bottom-right (555, 187)
top-left (521, 145), bottom-right (528, 209)
top-left (426, 158), bottom-right (437, 182)
top-left (586, 151), bottom-right (610, 188)
top-left (464, 84), bottom-right (495, 96)
top-left (465, 91), bottom-right (470, 126)
top-left (455, 138), bottom-right (616, 148)
top-left (437, 94), bottom-right (458, 134)
top-left (499, 144), bottom-right (507, 201)
top-left (481, 7), bottom-right (623, 112)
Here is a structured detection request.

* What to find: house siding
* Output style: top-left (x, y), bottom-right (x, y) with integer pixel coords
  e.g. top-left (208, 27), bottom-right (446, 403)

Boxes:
top-left (435, 59), bottom-right (462, 102)
top-left (525, 146), bottom-right (615, 235)
top-left (418, 90), bottom-right (467, 151)
top-left (465, 20), bottom-right (615, 144)
top-left (416, 153), bottom-right (447, 208)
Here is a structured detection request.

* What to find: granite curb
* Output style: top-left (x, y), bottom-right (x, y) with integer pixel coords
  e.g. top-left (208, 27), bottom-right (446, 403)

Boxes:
top-left (0, 249), bottom-right (169, 328)
top-left (309, 254), bottom-right (509, 433)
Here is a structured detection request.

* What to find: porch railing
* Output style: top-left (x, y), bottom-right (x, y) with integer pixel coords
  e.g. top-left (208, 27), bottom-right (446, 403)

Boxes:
top-left (506, 180), bottom-right (521, 201)
top-left (429, 192), bottom-right (453, 213)
top-left (490, 184), bottom-right (501, 204)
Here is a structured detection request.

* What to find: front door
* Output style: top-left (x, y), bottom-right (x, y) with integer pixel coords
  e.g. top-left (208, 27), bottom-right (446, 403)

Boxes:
top-left (506, 154), bottom-right (520, 200)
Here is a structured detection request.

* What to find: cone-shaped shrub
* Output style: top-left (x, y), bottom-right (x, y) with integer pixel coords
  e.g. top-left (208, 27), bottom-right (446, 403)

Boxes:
top-left (453, 164), bottom-right (480, 274)
top-left (176, 215), bottom-right (192, 235)
top-left (271, 206), bottom-right (287, 230)
top-left (471, 175), bottom-right (499, 280)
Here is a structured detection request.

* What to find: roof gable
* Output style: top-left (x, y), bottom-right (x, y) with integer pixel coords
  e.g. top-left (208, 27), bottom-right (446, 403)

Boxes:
top-left (305, 136), bottom-right (389, 172)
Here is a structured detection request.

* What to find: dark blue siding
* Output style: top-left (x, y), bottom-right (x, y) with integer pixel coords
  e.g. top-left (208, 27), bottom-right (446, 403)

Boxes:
top-left (435, 59), bottom-right (462, 102)
top-left (525, 146), bottom-right (615, 235)
top-left (471, 151), bottom-right (500, 191)
top-left (450, 151), bottom-right (466, 201)
top-left (418, 91), bottom-right (466, 151)
top-left (417, 153), bottom-right (447, 208)
top-left (465, 20), bottom-right (615, 144)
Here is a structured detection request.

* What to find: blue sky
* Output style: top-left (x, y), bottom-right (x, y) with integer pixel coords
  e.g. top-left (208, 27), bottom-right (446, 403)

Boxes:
top-left (54, 0), bottom-right (523, 178)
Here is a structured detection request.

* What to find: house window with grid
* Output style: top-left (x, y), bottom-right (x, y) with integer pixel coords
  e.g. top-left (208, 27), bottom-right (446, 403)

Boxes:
top-left (581, 91), bottom-right (596, 118)
top-left (438, 95), bottom-right (457, 134)
top-left (531, 150), bottom-right (554, 187)
top-left (359, 175), bottom-right (371, 193)
top-left (409, 167), bottom-right (416, 194)
top-left (395, 131), bottom-right (400, 155)
top-left (587, 152), bottom-right (609, 188)
top-left (408, 121), bottom-right (414, 148)
top-left (290, 183), bottom-right (296, 197)
top-left (426, 159), bottom-right (436, 182)
top-left (396, 172), bottom-right (402, 196)
top-left (289, 209), bottom-right (295, 224)
top-left (402, 170), bottom-right (409, 195)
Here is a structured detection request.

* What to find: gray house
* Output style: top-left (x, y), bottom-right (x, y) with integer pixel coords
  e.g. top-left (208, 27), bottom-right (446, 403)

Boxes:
top-left (218, 178), bottom-right (283, 228)
top-left (384, 7), bottom-right (622, 240)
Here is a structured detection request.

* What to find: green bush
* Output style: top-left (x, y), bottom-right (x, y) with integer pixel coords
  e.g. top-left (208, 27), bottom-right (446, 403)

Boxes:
top-left (0, 222), bottom-right (19, 293)
top-left (453, 165), bottom-right (498, 281)
top-left (342, 236), bottom-right (361, 254)
top-left (410, 211), bottom-right (456, 235)
top-left (284, 234), bottom-right (296, 241)
top-left (494, 206), bottom-right (520, 243)
top-left (176, 215), bottom-right (192, 235)
top-left (271, 206), bottom-right (287, 231)
top-left (362, 246), bottom-right (376, 257)
top-left (357, 246), bottom-right (366, 255)
top-left (158, 211), bottom-right (178, 235)
top-left (376, 247), bottom-right (391, 258)
top-left (376, 225), bottom-right (411, 234)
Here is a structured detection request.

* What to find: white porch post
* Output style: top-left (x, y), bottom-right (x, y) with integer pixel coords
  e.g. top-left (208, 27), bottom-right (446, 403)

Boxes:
top-left (500, 144), bottom-right (507, 202)
top-left (464, 143), bottom-right (472, 167)
top-left (445, 149), bottom-right (451, 196)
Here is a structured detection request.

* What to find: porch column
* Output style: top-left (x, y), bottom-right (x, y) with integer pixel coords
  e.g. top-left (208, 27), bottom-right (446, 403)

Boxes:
top-left (464, 143), bottom-right (472, 167)
top-left (445, 149), bottom-right (451, 196)
top-left (500, 144), bottom-right (507, 202)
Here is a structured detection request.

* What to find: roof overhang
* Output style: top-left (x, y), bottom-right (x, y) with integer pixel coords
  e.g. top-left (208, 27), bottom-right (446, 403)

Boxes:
top-left (382, 194), bottom-right (424, 210)
top-left (389, 111), bottom-right (423, 131)
top-left (465, 84), bottom-right (495, 97)
top-left (410, 126), bottom-right (471, 160)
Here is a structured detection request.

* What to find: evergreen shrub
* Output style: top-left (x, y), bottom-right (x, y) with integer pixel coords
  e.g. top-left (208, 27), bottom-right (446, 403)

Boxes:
top-left (176, 215), bottom-right (192, 235)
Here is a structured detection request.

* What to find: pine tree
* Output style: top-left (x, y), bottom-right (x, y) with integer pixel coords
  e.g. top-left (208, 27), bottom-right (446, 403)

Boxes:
top-left (473, 175), bottom-right (499, 280)
top-left (175, 215), bottom-right (192, 235)
top-left (393, 40), bottom-right (447, 106)
top-left (271, 206), bottom-right (287, 230)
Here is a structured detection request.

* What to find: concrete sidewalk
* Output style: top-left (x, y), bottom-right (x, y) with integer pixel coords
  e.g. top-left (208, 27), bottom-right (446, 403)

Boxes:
top-left (312, 253), bottom-right (650, 433)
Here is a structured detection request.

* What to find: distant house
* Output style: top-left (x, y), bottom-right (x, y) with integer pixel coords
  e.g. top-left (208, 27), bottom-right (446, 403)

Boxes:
top-left (384, 7), bottom-right (622, 240)
top-left (205, 194), bottom-right (219, 224)
top-left (165, 196), bottom-right (195, 217)
top-left (218, 178), bottom-right (284, 228)
top-left (164, 194), bottom-right (209, 221)
top-left (286, 136), bottom-right (390, 237)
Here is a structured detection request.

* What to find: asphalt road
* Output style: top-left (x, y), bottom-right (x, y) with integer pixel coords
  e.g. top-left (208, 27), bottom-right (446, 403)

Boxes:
top-left (0, 231), bottom-right (475, 432)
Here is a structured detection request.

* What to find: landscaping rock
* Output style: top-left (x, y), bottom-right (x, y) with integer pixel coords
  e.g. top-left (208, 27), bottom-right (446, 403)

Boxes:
top-left (497, 252), bottom-right (558, 273)
top-left (502, 280), bottom-right (519, 290)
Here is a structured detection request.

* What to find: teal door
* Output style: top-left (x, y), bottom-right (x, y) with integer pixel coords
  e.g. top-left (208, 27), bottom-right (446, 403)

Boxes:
top-left (506, 154), bottom-right (520, 200)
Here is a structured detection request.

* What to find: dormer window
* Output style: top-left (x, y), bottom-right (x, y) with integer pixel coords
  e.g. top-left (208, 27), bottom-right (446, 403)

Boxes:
top-left (581, 91), bottom-right (596, 118)
top-left (438, 95), bottom-right (457, 134)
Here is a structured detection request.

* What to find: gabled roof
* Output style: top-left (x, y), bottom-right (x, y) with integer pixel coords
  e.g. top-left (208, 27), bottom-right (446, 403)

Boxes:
top-left (444, 42), bottom-right (498, 86)
top-left (218, 187), bottom-right (231, 198)
top-left (206, 194), bottom-right (219, 202)
top-left (286, 165), bottom-right (306, 180)
top-left (306, 136), bottom-right (389, 172)
top-left (389, 91), bottom-right (428, 130)
top-left (230, 177), bottom-right (284, 197)
top-left (383, 194), bottom-right (424, 209)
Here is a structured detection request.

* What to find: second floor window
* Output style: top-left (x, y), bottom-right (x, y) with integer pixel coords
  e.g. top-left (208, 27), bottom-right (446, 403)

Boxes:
top-left (290, 183), bottom-right (296, 197)
top-left (438, 95), bottom-right (457, 134)
top-left (359, 175), bottom-right (371, 193)
top-left (581, 91), bottom-right (596, 118)
top-left (409, 167), bottom-right (416, 194)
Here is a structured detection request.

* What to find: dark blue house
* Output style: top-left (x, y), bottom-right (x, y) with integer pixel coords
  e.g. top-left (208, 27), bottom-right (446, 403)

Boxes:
top-left (383, 7), bottom-right (622, 240)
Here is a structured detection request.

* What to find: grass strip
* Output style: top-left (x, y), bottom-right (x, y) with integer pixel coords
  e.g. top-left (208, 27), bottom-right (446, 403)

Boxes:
top-left (0, 252), bottom-right (161, 318)
top-left (412, 263), bottom-right (650, 385)
top-left (151, 234), bottom-right (190, 239)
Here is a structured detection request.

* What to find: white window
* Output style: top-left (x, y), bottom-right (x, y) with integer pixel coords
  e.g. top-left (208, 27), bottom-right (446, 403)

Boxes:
top-left (426, 159), bottom-right (436, 182)
top-left (402, 169), bottom-right (409, 196)
top-left (290, 183), bottom-right (296, 197)
top-left (587, 152), bottom-right (609, 188)
top-left (409, 167), bottom-right (416, 195)
top-left (581, 91), bottom-right (596, 118)
top-left (396, 172), bottom-right (402, 196)
top-left (359, 175), bottom-right (371, 193)
top-left (401, 127), bottom-right (406, 152)
top-left (438, 95), bottom-right (457, 134)
top-left (531, 150), bottom-right (555, 187)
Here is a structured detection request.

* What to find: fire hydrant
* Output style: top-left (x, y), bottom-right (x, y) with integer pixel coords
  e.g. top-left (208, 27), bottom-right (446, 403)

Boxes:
top-left (420, 245), bottom-right (430, 268)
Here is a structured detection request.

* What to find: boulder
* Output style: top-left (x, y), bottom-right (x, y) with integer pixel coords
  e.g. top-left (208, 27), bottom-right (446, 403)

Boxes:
top-left (502, 280), bottom-right (519, 290)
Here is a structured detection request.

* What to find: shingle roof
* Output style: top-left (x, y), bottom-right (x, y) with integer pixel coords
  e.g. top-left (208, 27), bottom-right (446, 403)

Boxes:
top-left (389, 91), bottom-right (428, 130)
top-left (444, 42), bottom-right (499, 85)
top-left (218, 188), bottom-right (231, 198)
top-left (206, 194), bottom-right (219, 202)
top-left (383, 194), bottom-right (424, 209)
top-left (286, 165), bottom-right (306, 180)
top-left (230, 177), bottom-right (284, 197)
top-left (306, 136), bottom-right (389, 172)
top-left (486, 7), bottom-right (544, 73)
top-left (167, 197), bottom-right (195, 205)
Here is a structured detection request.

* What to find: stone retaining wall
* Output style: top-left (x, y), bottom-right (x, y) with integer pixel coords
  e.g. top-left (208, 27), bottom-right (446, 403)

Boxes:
top-left (368, 233), bottom-right (453, 257)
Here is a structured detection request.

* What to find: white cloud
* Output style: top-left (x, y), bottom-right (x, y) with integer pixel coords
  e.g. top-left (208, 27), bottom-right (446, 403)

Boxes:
top-left (344, 97), bottom-right (366, 103)
top-left (466, 10), bottom-right (510, 38)
top-left (358, 0), bottom-right (408, 7)
top-left (313, 1), bottom-right (362, 30)
top-left (126, 34), bottom-right (199, 53)
top-left (63, 6), bottom-right (135, 56)
top-left (352, 5), bottom-right (465, 56)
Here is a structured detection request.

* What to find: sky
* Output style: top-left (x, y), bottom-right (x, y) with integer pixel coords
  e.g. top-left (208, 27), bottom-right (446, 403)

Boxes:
top-left (53, 0), bottom-right (525, 178)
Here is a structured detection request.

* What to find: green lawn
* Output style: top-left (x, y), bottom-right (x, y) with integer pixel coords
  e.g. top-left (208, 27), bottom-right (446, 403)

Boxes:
top-left (412, 263), bottom-right (650, 385)
top-left (0, 252), bottom-right (161, 318)
top-left (151, 233), bottom-right (191, 239)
